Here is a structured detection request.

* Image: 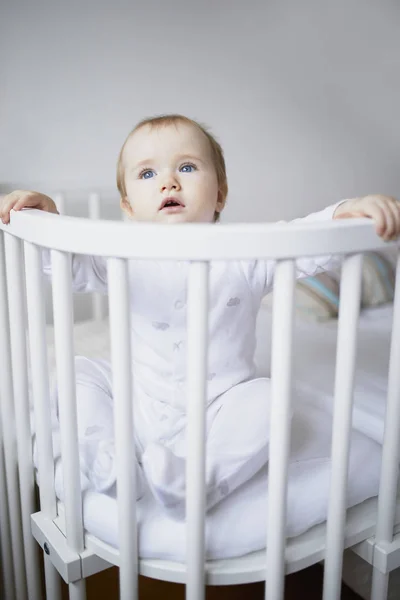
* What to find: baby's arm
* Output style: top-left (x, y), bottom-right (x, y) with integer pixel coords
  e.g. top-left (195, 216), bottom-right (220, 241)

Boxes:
top-left (0, 190), bottom-right (107, 294)
top-left (257, 196), bottom-right (400, 296)
top-left (261, 201), bottom-right (344, 288)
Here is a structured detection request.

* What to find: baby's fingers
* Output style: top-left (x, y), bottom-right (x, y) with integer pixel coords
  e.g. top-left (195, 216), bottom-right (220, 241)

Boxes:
top-left (13, 194), bottom-right (44, 212)
top-left (1, 191), bottom-right (43, 224)
top-left (374, 198), bottom-right (400, 241)
top-left (379, 202), bottom-right (396, 241)
top-left (0, 191), bottom-right (22, 224)
top-left (367, 204), bottom-right (387, 238)
top-left (385, 199), bottom-right (400, 240)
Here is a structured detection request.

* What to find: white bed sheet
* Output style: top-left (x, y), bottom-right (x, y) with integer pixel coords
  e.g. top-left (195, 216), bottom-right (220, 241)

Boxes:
top-left (34, 305), bottom-right (392, 562)
top-left (260, 304), bottom-right (393, 445)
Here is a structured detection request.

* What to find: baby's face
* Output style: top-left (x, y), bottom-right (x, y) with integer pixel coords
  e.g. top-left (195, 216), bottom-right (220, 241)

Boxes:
top-left (121, 122), bottom-right (224, 223)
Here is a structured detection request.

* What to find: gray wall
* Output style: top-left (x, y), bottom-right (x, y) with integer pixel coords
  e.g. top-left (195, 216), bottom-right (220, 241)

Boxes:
top-left (1, 0), bottom-right (400, 223)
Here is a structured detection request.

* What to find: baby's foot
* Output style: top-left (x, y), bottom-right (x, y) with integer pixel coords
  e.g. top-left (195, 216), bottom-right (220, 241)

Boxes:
top-left (90, 439), bottom-right (117, 492)
top-left (89, 439), bottom-right (145, 500)
top-left (142, 443), bottom-right (186, 520)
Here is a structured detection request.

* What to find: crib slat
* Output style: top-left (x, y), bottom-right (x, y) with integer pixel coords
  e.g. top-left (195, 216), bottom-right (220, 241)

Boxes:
top-left (370, 251), bottom-right (400, 600)
top-left (322, 253), bottom-right (363, 600)
top-left (24, 242), bottom-right (58, 518)
top-left (5, 234), bottom-right (42, 600)
top-left (107, 257), bottom-right (138, 600)
top-left (371, 569), bottom-right (389, 600)
top-left (89, 193), bottom-right (106, 322)
top-left (0, 233), bottom-right (15, 600)
top-left (0, 391), bottom-right (15, 600)
top-left (186, 261), bottom-right (209, 600)
top-left (24, 242), bottom-right (62, 599)
top-left (0, 232), bottom-right (27, 600)
top-left (51, 250), bottom-right (86, 599)
top-left (88, 192), bottom-right (101, 221)
top-left (265, 259), bottom-right (296, 600)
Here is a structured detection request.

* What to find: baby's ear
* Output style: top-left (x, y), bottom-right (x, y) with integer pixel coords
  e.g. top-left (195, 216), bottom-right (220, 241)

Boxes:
top-left (216, 189), bottom-right (226, 213)
top-left (120, 196), bottom-right (134, 217)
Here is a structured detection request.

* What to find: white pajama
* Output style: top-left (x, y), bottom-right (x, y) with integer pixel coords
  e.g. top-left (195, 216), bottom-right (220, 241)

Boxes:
top-left (67, 355), bottom-right (274, 516)
top-left (44, 202), bottom-right (343, 517)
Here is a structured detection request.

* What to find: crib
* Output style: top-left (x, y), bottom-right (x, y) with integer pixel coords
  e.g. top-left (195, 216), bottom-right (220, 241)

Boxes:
top-left (0, 193), bottom-right (400, 600)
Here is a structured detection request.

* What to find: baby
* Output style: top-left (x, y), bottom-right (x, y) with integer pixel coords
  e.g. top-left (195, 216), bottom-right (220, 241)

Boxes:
top-left (2, 114), bottom-right (400, 519)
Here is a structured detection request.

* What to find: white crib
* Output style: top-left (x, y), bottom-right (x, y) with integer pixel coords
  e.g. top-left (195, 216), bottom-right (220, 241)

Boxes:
top-left (0, 194), bottom-right (400, 600)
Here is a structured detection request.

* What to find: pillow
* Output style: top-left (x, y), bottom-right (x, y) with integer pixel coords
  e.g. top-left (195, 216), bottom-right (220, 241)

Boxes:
top-left (262, 250), bottom-right (396, 321)
top-left (295, 271), bottom-right (340, 320)
top-left (361, 251), bottom-right (395, 308)
top-left (263, 271), bottom-right (340, 322)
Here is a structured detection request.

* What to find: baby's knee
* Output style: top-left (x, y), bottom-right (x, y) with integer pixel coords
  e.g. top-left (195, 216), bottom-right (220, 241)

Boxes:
top-left (223, 378), bottom-right (272, 415)
top-left (74, 356), bottom-right (111, 391)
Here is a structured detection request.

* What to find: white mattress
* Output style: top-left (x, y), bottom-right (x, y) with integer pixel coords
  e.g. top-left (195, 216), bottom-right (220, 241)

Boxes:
top-left (39, 304), bottom-right (393, 562)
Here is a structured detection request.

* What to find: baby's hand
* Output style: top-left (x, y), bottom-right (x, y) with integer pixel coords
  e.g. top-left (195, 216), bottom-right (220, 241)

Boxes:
top-left (333, 195), bottom-right (400, 241)
top-left (0, 190), bottom-right (58, 224)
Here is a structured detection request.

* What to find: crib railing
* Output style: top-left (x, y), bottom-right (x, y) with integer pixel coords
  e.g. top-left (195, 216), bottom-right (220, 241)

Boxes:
top-left (0, 207), bottom-right (399, 600)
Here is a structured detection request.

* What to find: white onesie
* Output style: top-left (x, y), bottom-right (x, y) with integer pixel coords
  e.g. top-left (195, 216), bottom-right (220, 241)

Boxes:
top-left (44, 203), bottom-right (342, 518)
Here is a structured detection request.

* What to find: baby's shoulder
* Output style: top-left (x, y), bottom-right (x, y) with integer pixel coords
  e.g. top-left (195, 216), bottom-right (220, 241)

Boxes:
top-left (210, 259), bottom-right (253, 278)
top-left (211, 260), bottom-right (262, 292)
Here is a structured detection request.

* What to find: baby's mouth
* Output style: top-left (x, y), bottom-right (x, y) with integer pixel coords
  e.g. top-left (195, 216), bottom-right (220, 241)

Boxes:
top-left (159, 197), bottom-right (185, 211)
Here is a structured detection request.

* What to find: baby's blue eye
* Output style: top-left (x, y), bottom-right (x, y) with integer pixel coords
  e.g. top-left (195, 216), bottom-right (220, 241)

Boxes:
top-left (180, 164), bottom-right (196, 173)
top-left (141, 170), bottom-right (154, 179)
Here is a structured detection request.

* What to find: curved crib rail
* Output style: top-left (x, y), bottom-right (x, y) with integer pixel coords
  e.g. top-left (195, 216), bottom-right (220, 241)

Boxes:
top-left (1, 207), bottom-right (394, 259)
top-left (0, 208), bottom-right (399, 600)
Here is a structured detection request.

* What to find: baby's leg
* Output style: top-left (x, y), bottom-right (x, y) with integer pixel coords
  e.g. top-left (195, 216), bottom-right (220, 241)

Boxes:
top-left (142, 378), bottom-right (272, 518)
top-left (60, 357), bottom-right (144, 497)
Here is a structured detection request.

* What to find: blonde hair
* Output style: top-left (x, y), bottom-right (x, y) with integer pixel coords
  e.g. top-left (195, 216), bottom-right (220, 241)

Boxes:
top-left (116, 114), bottom-right (228, 222)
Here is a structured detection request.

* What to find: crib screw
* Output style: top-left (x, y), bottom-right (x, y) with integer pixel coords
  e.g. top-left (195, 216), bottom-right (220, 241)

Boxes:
top-left (43, 542), bottom-right (50, 555)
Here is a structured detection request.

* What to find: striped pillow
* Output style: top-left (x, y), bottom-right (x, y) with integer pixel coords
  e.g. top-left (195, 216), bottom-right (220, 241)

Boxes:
top-left (295, 271), bottom-right (340, 321)
top-left (361, 251), bottom-right (395, 308)
top-left (262, 271), bottom-right (340, 321)
top-left (262, 251), bottom-right (396, 321)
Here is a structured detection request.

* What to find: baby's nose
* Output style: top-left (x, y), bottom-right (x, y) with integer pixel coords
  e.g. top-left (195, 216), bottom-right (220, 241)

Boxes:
top-left (161, 177), bottom-right (181, 192)
top-left (162, 183), bottom-right (177, 191)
